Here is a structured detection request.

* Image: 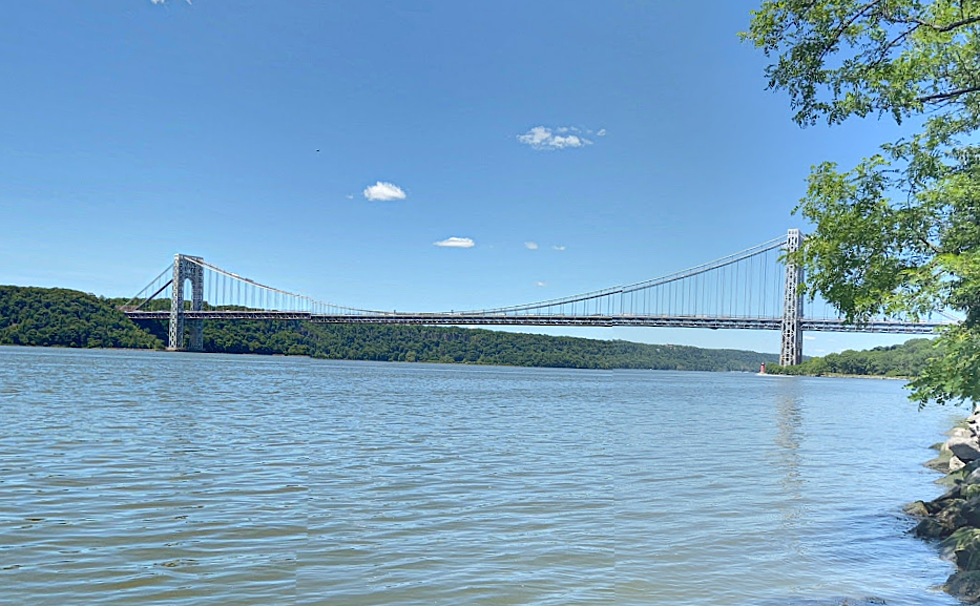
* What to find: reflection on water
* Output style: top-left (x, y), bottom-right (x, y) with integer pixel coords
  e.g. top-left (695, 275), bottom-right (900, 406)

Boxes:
top-left (775, 380), bottom-right (806, 555)
top-left (0, 347), bottom-right (962, 605)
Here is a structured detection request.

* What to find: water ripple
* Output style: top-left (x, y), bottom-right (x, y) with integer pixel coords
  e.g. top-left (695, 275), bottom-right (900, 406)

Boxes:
top-left (0, 347), bottom-right (963, 605)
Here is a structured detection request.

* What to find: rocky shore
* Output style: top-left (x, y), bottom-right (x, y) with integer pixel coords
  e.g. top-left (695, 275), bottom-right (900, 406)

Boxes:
top-left (906, 410), bottom-right (980, 601)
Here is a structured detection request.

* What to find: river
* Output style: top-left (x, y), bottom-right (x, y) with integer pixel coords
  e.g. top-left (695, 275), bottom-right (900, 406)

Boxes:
top-left (0, 346), bottom-right (964, 605)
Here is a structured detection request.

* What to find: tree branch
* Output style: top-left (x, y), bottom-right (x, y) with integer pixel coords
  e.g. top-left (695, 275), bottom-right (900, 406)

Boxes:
top-left (918, 85), bottom-right (980, 104)
top-left (901, 14), bottom-right (980, 32)
top-left (817, 0), bottom-right (885, 63)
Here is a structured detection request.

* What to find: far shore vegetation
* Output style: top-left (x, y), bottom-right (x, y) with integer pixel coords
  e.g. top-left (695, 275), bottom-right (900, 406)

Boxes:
top-left (1, 286), bottom-right (942, 378)
top-left (765, 338), bottom-right (937, 379)
top-left (0, 285), bottom-right (780, 372)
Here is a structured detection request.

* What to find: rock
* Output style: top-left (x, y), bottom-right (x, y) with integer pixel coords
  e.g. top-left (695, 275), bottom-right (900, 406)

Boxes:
top-left (941, 462), bottom-right (980, 487)
top-left (937, 499), bottom-right (969, 530)
top-left (964, 485), bottom-right (980, 500)
top-left (965, 467), bottom-right (980, 486)
top-left (941, 527), bottom-right (980, 569)
top-left (952, 456), bottom-right (969, 472)
top-left (948, 437), bottom-right (980, 462)
top-left (904, 501), bottom-right (930, 517)
top-left (967, 412), bottom-right (980, 424)
top-left (947, 570), bottom-right (980, 601)
top-left (925, 486), bottom-right (963, 513)
top-left (916, 517), bottom-right (954, 539)
top-left (949, 428), bottom-right (974, 438)
top-left (926, 455), bottom-right (953, 473)
top-left (913, 499), bottom-right (967, 538)
top-left (960, 498), bottom-right (980, 528)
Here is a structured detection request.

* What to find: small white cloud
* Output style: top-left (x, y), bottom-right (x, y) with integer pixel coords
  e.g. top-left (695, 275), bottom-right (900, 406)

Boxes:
top-left (524, 242), bottom-right (539, 250)
top-left (596, 128), bottom-right (607, 137)
top-left (363, 181), bottom-right (407, 201)
top-left (434, 237), bottom-right (475, 248)
top-left (535, 281), bottom-right (548, 287)
top-left (346, 194), bottom-right (354, 200)
top-left (803, 335), bottom-right (817, 341)
top-left (518, 126), bottom-right (593, 151)
top-left (552, 245), bottom-right (566, 251)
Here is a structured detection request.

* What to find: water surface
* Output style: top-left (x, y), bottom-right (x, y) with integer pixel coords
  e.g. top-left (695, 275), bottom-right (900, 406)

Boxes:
top-left (0, 347), bottom-right (963, 605)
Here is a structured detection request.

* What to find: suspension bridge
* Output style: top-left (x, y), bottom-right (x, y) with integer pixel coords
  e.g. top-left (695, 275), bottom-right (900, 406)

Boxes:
top-left (120, 229), bottom-right (952, 365)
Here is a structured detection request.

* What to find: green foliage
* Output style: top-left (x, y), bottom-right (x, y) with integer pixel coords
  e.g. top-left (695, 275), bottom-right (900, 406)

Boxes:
top-left (0, 286), bottom-right (162, 349)
top-left (6, 288), bottom-right (779, 371)
top-left (766, 337), bottom-right (939, 376)
top-left (744, 0), bottom-right (980, 406)
top-left (135, 316), bottom-right (778, 371)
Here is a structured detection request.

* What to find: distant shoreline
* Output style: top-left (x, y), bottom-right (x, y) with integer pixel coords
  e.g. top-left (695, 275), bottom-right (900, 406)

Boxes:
top-left (0, 285), bottom-right (778, 373)
top-left (763, 371), bottom-right (909, 380)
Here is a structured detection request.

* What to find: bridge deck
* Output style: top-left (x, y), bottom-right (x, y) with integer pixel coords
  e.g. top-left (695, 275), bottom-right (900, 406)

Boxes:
top-left (123, 310), bottom-right (945, 334)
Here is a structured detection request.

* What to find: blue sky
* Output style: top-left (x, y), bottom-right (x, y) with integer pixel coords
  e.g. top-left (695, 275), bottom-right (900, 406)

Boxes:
top-left (0, 1), bottom-right (922, 355)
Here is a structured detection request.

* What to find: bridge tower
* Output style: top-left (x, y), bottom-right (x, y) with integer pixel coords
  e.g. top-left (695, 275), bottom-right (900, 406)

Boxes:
top-left (168, 254), bottom-right (205, 352)
top-left (780, 229), bottom-right (804, 366)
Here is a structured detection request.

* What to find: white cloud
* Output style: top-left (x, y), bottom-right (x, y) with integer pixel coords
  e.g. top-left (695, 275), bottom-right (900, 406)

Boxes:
top-left (552, 245), bottom-right (566, 251)
top-left (535, 281), bottom-right (548, 287)
top-left (518, 126), bottom-right (594, 151)
top-left (363, 181), bottom-right (407, 201)
top-left (803, 335), bottom-right (817, 341)
top-left (597, 128), bottom-right (607, 136)
top-left (346, 194), bottom-right (354, 200)
top-left (150, 0), bottom-right (192, 4)
top-left (434, 237), bottom-right (475, 248)
top-left (524, 242), bottom-right (539, 250)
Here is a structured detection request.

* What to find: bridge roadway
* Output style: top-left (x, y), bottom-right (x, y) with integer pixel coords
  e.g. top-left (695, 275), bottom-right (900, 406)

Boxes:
top-left (123, 310), bottom-right (945, 334)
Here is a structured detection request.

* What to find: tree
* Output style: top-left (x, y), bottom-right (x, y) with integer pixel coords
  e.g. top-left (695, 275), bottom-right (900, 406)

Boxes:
top-left (743, 0), bottom-right (980, 407)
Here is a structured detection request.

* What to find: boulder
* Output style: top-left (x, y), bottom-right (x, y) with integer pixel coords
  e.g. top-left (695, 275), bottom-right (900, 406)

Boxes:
top-left (904, 501), bottom-right (930, 517)
top-left (947, 570), bottom-right (980, 602)
top-left (948, 437), bottom-right (980, 462)
top-left (965, 467), bottom-right (980, 486)
top-left (925, 486), bottom-right (963, 514)
top-left (949, 428), bottom-right (974, 439)
top-left (926, 455), bottom-right (953, 474)
top-left (941, 527), bottom-right (980, 569)
top-left (953, 456), bottom-right (969, 472)
top-left (937, 499), bottom-right (969, 531)
top-left (964, 485), bottom-right (980, 500)
top-left (913, 499), bottom-right (967, 538)
top-left (916, 517), bottom-right (954, 539)
top-left (960, 498), bottom-right (980, 528)
top-left (942, 462), bottom-right (980, 487)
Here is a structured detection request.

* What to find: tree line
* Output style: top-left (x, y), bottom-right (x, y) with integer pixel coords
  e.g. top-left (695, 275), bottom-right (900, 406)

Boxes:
top-left (766, 338), bottom-right (938, 378)
top-left (0, 285), bottom-right (779, 371)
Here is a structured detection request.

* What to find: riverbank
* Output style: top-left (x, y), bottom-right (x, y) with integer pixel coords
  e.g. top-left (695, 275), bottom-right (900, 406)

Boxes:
top-left (764, 338), bottom-right (936, 378)
top-left (907, 411), bottom-right (980, 600)
top-left (0, 285), bottom-right (778, 371)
